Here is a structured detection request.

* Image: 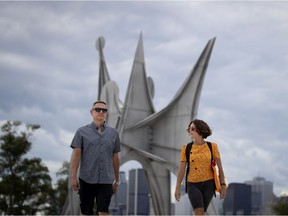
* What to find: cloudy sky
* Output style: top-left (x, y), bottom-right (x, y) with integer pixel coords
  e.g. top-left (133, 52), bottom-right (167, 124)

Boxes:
top-left (1, 1), bottom-right (288, 197)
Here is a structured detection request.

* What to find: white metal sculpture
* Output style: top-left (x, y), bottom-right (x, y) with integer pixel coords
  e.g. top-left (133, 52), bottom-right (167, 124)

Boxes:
top-left (62, 33), bottom-right (216, 215)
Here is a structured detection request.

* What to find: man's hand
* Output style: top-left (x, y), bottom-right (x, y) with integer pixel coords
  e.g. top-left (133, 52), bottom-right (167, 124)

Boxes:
top-left (71, 176), bottom-right (80, 191)
top-left (112, 181), bottom-right (119, 194)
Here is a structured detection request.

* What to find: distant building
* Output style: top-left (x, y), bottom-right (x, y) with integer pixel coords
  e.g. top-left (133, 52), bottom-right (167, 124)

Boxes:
top-left (127, 168), bottom-right (150, 215)
top-left (110, 171), bottom-right (127, 215)
top-left (223, 183), bottom-right (252, 215)
top-left (245, 176), bottom-right (275, 214)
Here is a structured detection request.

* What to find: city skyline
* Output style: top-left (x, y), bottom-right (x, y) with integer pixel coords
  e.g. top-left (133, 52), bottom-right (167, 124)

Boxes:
top-left (120, 162), bottom-right (279, 203)
top-left (114, 167), bottom-right (277, 215)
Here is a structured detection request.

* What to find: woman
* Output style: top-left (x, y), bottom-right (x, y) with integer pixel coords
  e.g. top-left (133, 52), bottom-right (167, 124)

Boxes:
top-left (174, 119), bottom-right (227, 215)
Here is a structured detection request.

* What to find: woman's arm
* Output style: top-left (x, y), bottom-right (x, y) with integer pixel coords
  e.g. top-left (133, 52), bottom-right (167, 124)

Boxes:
top-left (174, 161), bottom-right (186, 201)
top-left (215, 158), bottom-right (227, 199)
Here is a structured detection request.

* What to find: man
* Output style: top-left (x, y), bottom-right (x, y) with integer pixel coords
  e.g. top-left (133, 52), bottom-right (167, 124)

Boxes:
top-left (70, 100), bottom-right (121, 215)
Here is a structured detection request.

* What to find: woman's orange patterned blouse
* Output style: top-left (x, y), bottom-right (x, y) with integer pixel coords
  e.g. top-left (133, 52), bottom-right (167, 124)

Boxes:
top-left (180, 142), bottom-right (220, 183)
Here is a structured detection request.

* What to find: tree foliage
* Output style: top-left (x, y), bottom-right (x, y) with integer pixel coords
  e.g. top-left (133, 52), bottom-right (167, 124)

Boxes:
top-left (54, 161), bottom-right (70, 214)
top-left (273, 195), bottom-right (288, 215)
top-left (0, 121), bottom-right (57, 215)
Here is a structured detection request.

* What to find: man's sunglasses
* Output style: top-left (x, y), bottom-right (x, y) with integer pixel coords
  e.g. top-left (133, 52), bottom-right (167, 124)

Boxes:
top-left (93, 108), bottom-right (108, 113)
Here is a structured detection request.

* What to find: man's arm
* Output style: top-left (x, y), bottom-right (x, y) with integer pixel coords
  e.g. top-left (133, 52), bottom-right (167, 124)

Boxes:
top-left (113, 152), bottom-right (120, 182)
top-left (112, 152), bottom-right (120, 194)
top-left (71, 147), bottom-right (81, 191)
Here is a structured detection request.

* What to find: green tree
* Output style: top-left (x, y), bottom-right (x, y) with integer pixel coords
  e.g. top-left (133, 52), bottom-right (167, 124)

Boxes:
top-left (54, 161), bottom-right (69, 214)
top-left (0, 121), bottom-right (57, 215)
top-left (273, 195), bottom-right (288, 215)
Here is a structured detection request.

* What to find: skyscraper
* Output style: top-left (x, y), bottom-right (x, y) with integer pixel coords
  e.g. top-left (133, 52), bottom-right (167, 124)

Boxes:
top-left (109, 171), bottom-right (127, 215)
top-left (127, 168), bottom-right (150, 215)
top-left (245, 176), bottom-right (274, 214)
top-left (223, 183), bottom-right (252, 215)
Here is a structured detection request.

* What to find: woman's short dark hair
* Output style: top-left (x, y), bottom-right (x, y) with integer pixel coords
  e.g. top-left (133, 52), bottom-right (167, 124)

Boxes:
top-left (188, 119), bottom-right (212, 138)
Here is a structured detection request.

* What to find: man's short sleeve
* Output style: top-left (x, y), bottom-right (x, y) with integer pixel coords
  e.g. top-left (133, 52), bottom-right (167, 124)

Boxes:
top-left (70, 128), bottom-right (82, 149)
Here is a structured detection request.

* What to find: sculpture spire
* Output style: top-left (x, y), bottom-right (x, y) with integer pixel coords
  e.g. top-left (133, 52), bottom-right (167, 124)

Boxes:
top-left (96, 36), bottom-right (111, 100)
top-left (119, 32), bottom-right (155, 133)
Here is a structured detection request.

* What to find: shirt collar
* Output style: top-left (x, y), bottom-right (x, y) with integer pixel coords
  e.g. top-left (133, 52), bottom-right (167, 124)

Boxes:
top-left (91, 121), bottom-right (106, 130)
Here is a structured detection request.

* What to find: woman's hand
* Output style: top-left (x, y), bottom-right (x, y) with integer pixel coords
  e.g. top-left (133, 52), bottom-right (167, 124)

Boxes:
top-left (220, 185), bottom-right (227, 199)
top-left (174, 186), bottom-right (181, 202)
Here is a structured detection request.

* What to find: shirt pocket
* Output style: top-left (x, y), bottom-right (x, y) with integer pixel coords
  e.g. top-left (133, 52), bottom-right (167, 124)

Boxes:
top-left (102, 137), bottom-right (114, 151)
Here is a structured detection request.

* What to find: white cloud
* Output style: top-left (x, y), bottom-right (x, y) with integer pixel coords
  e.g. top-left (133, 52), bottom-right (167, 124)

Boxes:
top-left (1, 1), bottom-right (288, 197)
top-left (0, 52), bottom-right (39, 71)
top-left (58, 127), bottom-right (75, 147)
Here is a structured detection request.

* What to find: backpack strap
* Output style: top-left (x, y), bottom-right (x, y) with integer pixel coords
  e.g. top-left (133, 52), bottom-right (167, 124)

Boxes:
top-left (207, 141), bottom-right (217, 197)
top-left (207, 141), bottom-right (213, 163)
top-left (185, 141), bottom-right (214, 193)
top-left (185, 142), bottom-right (193, 193)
